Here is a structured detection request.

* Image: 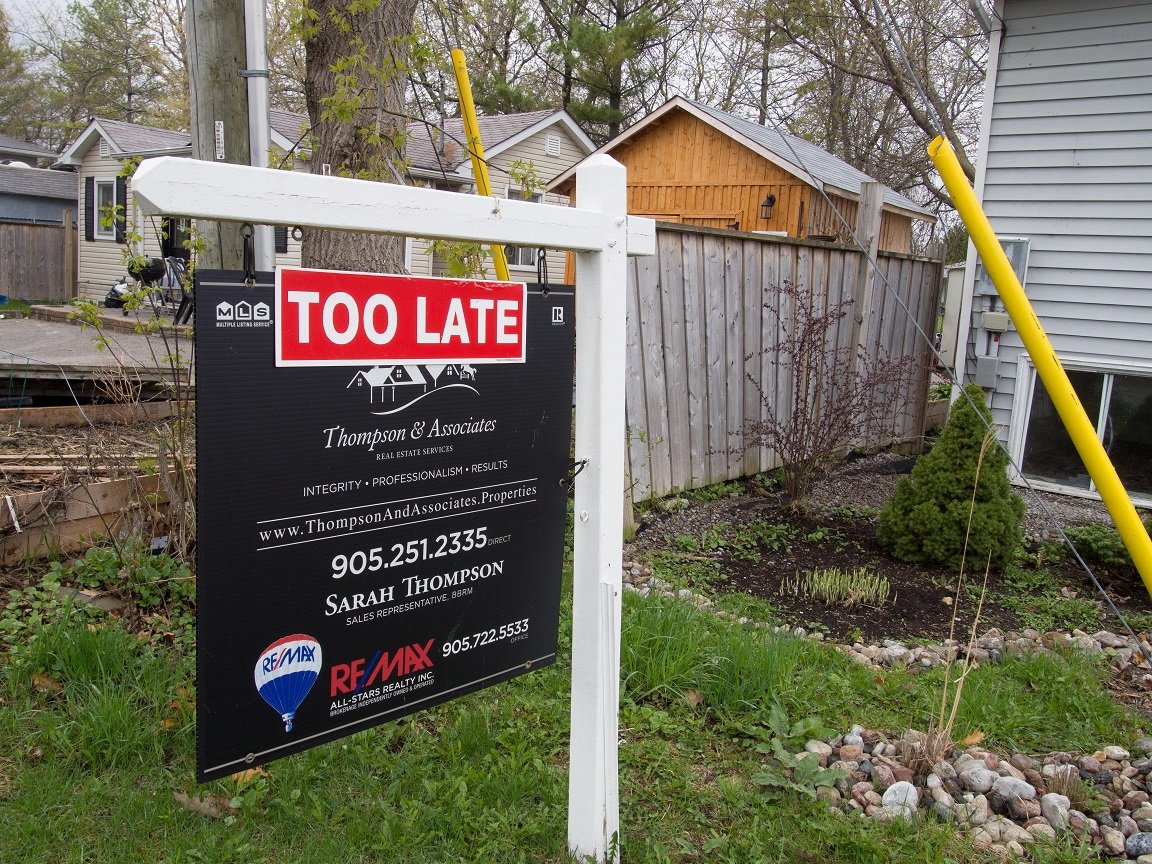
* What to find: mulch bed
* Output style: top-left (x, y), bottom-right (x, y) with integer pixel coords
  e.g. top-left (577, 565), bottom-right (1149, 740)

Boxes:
top-left (626, 455), bottom-right (1152, 646)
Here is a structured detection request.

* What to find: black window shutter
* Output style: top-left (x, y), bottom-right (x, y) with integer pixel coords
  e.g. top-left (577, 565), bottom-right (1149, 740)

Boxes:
top-left (114, 176), bottom-right (127, 244)
top-left (274, 226), bottom-right (288, 254)
top-left (84, 176), bottom-right (94, 241)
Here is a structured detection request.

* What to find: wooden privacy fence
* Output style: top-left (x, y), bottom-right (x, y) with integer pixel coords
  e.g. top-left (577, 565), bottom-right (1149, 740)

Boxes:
top-left (624, 223), bottom-right (942, 503)
top-left (0, 214), bottom-right (77, 302)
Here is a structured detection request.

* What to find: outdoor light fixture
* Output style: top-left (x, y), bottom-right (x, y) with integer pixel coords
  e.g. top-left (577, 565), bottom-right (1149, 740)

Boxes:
top-left (760, 194), bottom-right (777, 221)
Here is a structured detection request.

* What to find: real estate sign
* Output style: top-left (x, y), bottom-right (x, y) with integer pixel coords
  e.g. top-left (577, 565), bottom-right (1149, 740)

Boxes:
top-left (195, 268), bottom-right (574, 782)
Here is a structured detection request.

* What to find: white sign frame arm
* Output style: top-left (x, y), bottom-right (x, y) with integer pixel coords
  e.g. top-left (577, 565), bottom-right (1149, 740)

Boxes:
top-left (132, 156), bottom-right (654, 254)
top-left (133, 154), bottom-right (651, 863)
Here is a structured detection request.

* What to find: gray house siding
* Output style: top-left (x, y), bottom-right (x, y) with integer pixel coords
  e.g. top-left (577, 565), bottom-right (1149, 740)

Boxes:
top-left (968, 0), bottom-right (1152, 468)
top-left (0, 193), bottom-right (74, 224)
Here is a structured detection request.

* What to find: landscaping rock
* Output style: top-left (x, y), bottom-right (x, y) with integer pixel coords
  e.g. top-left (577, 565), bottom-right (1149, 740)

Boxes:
top-left (839, 744), bottom-right (864, 761)
top-left (1130, 833), bottom-right (1152, 858)
top-left (805, 740), bottom-right (833, 762)
top-left (959, 767), bottom-right (998, 794)
top-left (1042, 793), bottom-right (1071, 832)
top-left (882, 781), bottom-right (919, 815)
top-left (992, 776), bottom-right (1037, 800)
top-left (1101, 826), bottom-right (1126, 856)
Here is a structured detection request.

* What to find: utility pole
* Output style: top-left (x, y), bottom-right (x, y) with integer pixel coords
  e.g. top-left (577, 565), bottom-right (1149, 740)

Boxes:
top-left (186, 0), bottom-right (252, 269)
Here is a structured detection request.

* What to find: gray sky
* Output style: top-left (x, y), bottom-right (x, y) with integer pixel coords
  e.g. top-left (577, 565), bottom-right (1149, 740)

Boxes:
top-left (2, 0), bottom-right (68, 46)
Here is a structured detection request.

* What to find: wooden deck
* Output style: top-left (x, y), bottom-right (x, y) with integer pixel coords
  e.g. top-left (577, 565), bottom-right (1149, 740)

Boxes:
top-left (0, 309), bottom-right (192, 405)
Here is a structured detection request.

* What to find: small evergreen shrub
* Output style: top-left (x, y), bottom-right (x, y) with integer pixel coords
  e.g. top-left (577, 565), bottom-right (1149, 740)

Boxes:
top-left (877, 384), bottom-right (1025, 570)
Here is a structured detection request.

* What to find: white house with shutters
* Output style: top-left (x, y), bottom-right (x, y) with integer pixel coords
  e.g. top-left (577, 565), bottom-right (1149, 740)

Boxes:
top-left (55, 109), bottom-right (593, 300)
top-left (960, 0), bottom-right (1152, 504)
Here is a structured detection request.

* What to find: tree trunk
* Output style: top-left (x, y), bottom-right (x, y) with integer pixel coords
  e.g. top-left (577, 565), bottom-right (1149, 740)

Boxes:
top-left (302, 0), bottom-right (416, 273)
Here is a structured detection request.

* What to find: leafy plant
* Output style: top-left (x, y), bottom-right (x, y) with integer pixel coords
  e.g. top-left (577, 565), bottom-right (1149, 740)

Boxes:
top-left (684, 480), bottom-right (744, 502)
top-left (877, 383), bottom-right (1025, 570)
top-left (746, 520), bottom-right (797, 553)
top-left (995, 566), bottom-right (1100, 632)
top-left (647, 551), bottom-right (724, 592)
top-left (1064, 523), bottom-right (1136, 574)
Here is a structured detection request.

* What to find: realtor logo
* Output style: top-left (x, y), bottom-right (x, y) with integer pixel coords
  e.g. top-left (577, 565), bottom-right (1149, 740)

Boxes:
top-left (216, 299), bottom-right (273, 328)
top-left (552, 306), bottom-right (564, 325)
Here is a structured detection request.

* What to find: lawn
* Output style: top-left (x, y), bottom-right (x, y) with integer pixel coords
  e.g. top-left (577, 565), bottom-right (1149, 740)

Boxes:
top-left (0, 527), bottom-right (1144, 864)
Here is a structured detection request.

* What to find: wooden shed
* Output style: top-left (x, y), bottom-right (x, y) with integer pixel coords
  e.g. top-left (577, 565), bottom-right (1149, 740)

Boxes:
top-left (549, 96), bottom-right (935, 254)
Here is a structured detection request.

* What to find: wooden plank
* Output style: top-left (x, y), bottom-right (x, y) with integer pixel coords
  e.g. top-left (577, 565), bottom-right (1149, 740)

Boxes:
top-left (624, 258), bottom-right (651, 504)
top-left (758, 243), bottom-right (779, 474)
top-left (658, 230), bottom-right (690, 495)
top-left (0, 401), bottom-right (182, 428)
top-left (682, 233), bottom-right (708, 489)
top-left (741, 239), bottom-right (763, 477)
top-left (634, 249), bottom-right (671, 498)
top-left (703, 234), bottom-right (728, 483)
top-left (773, 247), bottom-right (796, 477)
top-left (723, 238), bottom-right (744, 478)
top-left (0, 473), bottom-right (175, 564)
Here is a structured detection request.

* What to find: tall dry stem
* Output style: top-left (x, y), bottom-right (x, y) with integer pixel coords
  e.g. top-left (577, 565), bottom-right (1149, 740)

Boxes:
top-left (934, 426), bottom-right (1000, 742)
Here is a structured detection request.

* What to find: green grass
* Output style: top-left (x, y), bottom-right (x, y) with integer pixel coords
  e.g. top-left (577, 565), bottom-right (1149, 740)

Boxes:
top-left (0, 543), bottom-right (1146, 863)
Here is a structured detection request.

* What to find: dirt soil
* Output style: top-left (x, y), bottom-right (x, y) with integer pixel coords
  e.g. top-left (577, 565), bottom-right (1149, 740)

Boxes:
top-left (625, 451), bottom-right (1152, 646)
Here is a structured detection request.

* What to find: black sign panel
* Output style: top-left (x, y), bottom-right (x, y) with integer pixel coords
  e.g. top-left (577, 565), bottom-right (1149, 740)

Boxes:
top-left (195, 270), bottom-right (574, 782)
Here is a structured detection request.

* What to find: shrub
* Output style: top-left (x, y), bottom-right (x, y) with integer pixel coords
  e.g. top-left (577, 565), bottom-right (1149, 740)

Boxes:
top-left (877, 383), bottom-right (1024, 570)
top-left (731, 280), bottom-right (920, 511)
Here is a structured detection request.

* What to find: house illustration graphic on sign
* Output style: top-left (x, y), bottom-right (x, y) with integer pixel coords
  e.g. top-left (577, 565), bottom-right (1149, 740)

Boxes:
top-left (347, 364), bottom-right (479, 411)
top-left (216, 301), bottom-right (234, 320)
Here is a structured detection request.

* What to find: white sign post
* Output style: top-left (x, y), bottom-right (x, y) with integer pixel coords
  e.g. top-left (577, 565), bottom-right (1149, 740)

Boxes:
top-left (132, 154), bottom-right (653, 862)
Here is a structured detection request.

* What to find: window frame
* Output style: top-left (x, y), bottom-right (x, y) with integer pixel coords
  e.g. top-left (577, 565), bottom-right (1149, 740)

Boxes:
top-left (1011, 354), bottom-right (1152, 505)
top-left (93, 178), bottom-right (117, 240)
top-left (504, 186), bottom-right (543, 270)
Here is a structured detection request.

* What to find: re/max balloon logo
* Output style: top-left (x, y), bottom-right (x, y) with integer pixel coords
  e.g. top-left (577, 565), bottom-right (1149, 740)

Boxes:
top-left (254, 634), bottom-right (323, 732)
top-left (329, 638), bottom-right (435, 697)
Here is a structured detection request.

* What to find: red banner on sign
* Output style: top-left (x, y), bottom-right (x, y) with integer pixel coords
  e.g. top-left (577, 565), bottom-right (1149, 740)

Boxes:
top-left (275, 267), bottom-right (527, 366)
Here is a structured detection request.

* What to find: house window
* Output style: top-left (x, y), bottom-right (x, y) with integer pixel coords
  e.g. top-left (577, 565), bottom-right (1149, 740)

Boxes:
top-left (506, 187), bottom-right (542, 269)
top-left (94, 179), bottom-right (117, 239)
top-left (1020, 367), bottom-right (1152, 497)
top-left (161, 217), bottom-right (192, 260)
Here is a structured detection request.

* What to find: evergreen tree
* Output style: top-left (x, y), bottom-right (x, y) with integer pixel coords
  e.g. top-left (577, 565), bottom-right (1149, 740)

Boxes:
top-left (877, 384), bottom-right (1025, 570)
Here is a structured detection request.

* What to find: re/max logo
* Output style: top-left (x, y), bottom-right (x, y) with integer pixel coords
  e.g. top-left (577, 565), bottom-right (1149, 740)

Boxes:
top-left (329, 639), bottom-right (435, 696)
top-left (261, 644), bottom-right (317, 672)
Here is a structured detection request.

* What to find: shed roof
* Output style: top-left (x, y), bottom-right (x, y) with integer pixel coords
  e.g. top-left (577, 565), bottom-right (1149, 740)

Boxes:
top-left (0, 133), bottom-right (56, 160)
top-left (91, 117), bottom-right (191, 154)
top-left (687, 100), bottom-right (931, 218)
top-left (550, 96), bottom-right (934, 221)
top-left (55, 117), bottom-right (191, 166)
top-left (0, 165), bottom-right (78, 200)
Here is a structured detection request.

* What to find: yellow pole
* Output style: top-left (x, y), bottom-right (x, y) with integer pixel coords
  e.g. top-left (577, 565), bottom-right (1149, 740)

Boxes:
top-left (450, 48), bottom-right (510, 281)
top-left (928, 135), bottom-right (1152, 596)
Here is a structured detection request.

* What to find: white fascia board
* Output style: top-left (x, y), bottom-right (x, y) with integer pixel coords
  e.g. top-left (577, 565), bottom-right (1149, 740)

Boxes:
top-left (489, 111), bottom-right (596, 161)
top-left (270, 127), bottom-right (297, 153)
top-left (132, 155), bottom-right (656, 254)
top-left (55, 121), bottom-right (111, 167)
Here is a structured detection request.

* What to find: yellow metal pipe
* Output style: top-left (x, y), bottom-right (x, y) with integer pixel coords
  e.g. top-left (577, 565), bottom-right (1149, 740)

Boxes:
top-left (928, 135), bottom-right (1152, 596)
top-left (450, 48), bottom-right (510, 281)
